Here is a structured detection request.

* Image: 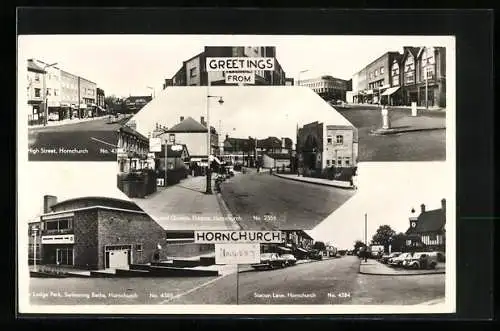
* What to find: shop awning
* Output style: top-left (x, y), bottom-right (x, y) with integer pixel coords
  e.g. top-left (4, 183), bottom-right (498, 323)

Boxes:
top-left (278, 246), bottom-right (292, 252)
top-left (297, 248), bottom-right (308, 253)
top-left (209, 155), bottom-right (222, 164)
top-left (381, 86), bottom-right (401, 96)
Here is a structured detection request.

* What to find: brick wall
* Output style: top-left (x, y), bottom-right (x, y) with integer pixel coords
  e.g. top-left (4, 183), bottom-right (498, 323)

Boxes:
top-left (73, 209), bottom-right (99, 269)
top-left (97, 209), bottom-right (168, 269)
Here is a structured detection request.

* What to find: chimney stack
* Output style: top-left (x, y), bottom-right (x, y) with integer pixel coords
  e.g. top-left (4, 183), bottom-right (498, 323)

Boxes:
top-left (43, 195), bottom-right (58, 213)
top-left (180, 116), bottom-right (184, 122)
top-left (420, 204), bottom-right (426, 213)
top-left (441, 198), bottom-right (446, 212)
top-left (225, 134), bottom-right (229, 140)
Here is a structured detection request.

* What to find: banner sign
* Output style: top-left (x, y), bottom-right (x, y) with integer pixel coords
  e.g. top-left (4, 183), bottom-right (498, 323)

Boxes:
top-left (206, 57), bottom-right (275, 72)
top-left (225, 72), bottom-right (255, 84)
top-left (149, 138), bottom-right (162, 152)
top-left (215, 243), bottom-right (261, 264)
top-left (194, 231), bottom-right (282, 244)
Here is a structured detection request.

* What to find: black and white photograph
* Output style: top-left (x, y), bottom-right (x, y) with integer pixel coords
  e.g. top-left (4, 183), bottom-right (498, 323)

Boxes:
top-left (17, 34), bottom-right (455, 314)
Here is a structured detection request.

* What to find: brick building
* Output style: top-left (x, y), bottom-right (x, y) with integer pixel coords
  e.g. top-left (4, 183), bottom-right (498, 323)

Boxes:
top-left (29, 195), bottom-right (168, 270)
top-left (298, 75), bottom-right (351, 102)
top-left (163, 46), bottom-right (290, 88)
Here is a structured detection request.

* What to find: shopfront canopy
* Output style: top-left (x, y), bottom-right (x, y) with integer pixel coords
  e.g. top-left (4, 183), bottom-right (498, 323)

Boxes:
top-left (278, 246), bottom-right (292, 252)
top-left (381, 86), bottom-right (401, 96)
top-left (297, 248), bottom-right (308, 253)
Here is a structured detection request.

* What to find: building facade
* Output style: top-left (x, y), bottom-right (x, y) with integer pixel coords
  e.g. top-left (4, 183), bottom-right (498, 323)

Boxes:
top-left (117, 124), bottom-right (151, 174)
top-left (298, 75), bottom-right (351, 101)
top-left (351, 47), bottom-right (446, 108)
top-left (297, 121), bottom-right (359, 170)
top-left (31, 195), bottom-right (168, 270)
top-left (123, 96), bottom-right (153, 113)
top-left (60, 69), bottom-right (80, 119)
top-left (405, 199), bottom-right (446, 252)
top-left (163, 46), bottom-right (290, 88)
top-left (96, 88), bottom-right (106, 111)
top-left (78, 77), bottom-right (97, 118)
top-left (27, 59), bottom-right (46, 125)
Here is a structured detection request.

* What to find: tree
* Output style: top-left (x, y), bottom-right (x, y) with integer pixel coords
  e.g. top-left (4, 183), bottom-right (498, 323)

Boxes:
top-left (353, 240), bottom-right (366, 254)
top-left (389, 232), bottom-right (407, 252)
top-left (313, 241), bottom-right (326, 251)
top-left (371, 225), bottom-right (396, 252)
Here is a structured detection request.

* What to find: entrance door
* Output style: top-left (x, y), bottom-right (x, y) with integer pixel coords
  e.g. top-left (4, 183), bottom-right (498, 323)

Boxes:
top-left (108, 249), bottom-right (130, 269)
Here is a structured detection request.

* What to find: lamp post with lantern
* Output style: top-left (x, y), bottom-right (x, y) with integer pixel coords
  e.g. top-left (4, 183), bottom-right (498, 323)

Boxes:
top-left (205, 90), bottom-right (224, 195)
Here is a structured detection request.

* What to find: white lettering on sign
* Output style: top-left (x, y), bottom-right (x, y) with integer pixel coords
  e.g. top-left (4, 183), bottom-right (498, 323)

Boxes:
top-left (194, 231), bottom-right (282, 244)
top-left (41, 234), bottom-right (75, 244)
top-left (225, 72), bottom-right (255, 84)
top-left (215, 243), bottom-right (260, 264)
top-left (206, 57), bottom-right (275, 72)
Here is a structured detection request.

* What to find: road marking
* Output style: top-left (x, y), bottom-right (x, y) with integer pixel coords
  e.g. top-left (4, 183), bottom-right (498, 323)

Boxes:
top-left (159, 274), bottom-right (230, 304)
top-left (90, 137), bottom-right (117, 147)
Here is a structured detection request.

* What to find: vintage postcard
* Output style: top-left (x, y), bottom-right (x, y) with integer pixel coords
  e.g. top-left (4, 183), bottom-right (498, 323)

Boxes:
top-left (17, 34), bottom-right (455, 314)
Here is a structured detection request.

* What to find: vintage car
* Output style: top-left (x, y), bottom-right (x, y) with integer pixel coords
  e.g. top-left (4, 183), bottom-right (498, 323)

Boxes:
top-left (280, 254), bottom-right (297, 266)
top-left (403, 252), bottom-right (438, 270)
top-left (379, 252), bottom-right (401, 264)
top-left (309, 250), bottom-right (323, 260)
top-left (388, 252), bottom-right (412, 267)
top-left (251, 253), bottom-right (286, 270)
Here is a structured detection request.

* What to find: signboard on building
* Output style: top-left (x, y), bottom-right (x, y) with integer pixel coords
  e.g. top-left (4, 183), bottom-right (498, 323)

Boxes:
top-left (149, 137), bottom-right (162, 152)
top-left (194, 231), bottom-right (282, 244)
top-left (206, 57), bottom-right (275, 72)
top-left (41, 234), bottom-right (75, 244)
top-left (215, 243), bottom-right (260, 265)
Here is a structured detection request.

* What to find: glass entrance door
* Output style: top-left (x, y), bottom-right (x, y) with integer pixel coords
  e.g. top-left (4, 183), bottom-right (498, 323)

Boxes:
top-left (56, 247), bottom-right (73, 265)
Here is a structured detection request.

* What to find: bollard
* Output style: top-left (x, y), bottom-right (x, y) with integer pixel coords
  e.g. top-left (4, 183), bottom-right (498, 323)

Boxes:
top-left (381, 106), bottom-right (390, 130)
top-left (411, 101), bottom-right (418, 117)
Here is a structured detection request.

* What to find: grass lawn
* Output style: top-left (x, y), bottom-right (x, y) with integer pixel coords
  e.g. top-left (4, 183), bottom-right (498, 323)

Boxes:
top-left (337, 107), bottom-right (446, 162)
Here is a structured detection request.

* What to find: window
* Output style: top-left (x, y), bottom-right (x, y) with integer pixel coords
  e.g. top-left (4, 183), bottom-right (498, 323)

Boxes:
top-left (189, 67), bottom-right (197, 78)
top-left (326, 160), bottom-right (330, 166)
top-left (380, 67), bottom-right (384, 74)
top-left (34, 88), bottom-right (41, 97)
top-left (35, 73), bottom-right (40, 82)
top-left (136, 244), bottom-right (143, 251)
top-left (336, 135), bottom-right (343, 144)
top-left (405, 71), bottom-right (415, 84)
top-left (337, 159), bottom-right (342, 165)
top-left (345, 158), bottom-right (350, 166)
top-left (46, 88), bottom-right (51, 96)
top-left (54, 89), bottom-right (58, 96)
top-left (375, 69), bottom-right (379, 76)
top-left (405, 55), bottom-right (415, 72)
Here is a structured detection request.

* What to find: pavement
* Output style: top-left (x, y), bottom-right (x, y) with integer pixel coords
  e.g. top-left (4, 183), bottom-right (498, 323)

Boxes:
top-left (272, 173), bottom-right (354, 189)
top-left (132, 175), bottom-right (242, 231)
top-left (337, 106), bottom-right (446, 161)
top-left (28, 115), bottom-right (118, 129)
top-left (28, 116), bottom-right (127, 161)
top-left (359, 259), bottom-right (446, 276)
top-left (219, 171), bottom-right (356, 230)
top-left (370, 113), bottom-right (446, 135)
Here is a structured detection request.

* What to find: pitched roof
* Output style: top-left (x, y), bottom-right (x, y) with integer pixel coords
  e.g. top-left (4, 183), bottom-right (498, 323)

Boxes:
top-left (168, 116), bottom-right (208, 133)
top-left (406, 207), bottom-right (445, 234)
top-left (27, 60), bottom-right (46, 73)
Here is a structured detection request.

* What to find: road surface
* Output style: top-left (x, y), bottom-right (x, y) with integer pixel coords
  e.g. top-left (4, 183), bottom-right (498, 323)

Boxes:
top-left (220, 172), bottom-right (356, 230)
top-left (166, 256), bottom-right (445, 305)
top-left (28, 117), bottom-right (129, 161)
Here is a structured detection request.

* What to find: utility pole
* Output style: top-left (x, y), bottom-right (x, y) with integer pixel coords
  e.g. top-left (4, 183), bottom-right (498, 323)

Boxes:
top-left (364, 213), bottom-right (368, 262)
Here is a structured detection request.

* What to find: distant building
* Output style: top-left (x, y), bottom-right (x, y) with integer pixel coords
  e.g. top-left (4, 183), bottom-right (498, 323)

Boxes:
top-left (285, 77), bottom-right (294, 86)
top-left (27, 59), bottom-right (46, 125)
top-left (96, 88), bottom-right (106, 113)
top-left (298, 75), bottom-right (351, 101)
top-left (405, 199), bottom-right (446, 252)
top-left (123, 96), bottom-right (153, 113)
top-left (163, 46), bottom-right (291, 87)
top-left (117, 125), bottom-right (150, 174)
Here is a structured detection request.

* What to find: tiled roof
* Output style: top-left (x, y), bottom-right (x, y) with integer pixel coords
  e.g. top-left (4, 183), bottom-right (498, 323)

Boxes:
top-left (119, 125), bottom-right (149, 142)
top-left (27, 60), bottom-right (46, 73)
top-left (168, 116), bottom-right (208, 133)
top-left (406, 208), bottom-right (445, 234)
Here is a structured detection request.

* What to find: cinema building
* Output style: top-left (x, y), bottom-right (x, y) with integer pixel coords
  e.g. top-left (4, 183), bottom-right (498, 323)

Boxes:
top-left (29, 195), bottom-right (168, 270)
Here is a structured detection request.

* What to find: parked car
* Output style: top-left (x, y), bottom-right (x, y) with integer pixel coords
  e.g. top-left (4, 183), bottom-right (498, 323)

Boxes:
top-left (403, 252), bottom-right (438, 270)
top-left (388, 252), bottom-right (412, 267)
top-left (48, 112), bottom-right (60, 121)
top-left (309, 250), bottom-right (323, 260)
top-left (428, 251), bottom-right (446, 262)
top-left (251, 253), bottom-right (286, 270)
top-left (379, 252), bottom-right (401, 264)
top-left (280, 254), bottom-right (297, 266)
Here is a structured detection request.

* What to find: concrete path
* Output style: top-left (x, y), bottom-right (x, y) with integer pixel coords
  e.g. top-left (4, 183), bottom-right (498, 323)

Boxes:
top-left (132, 175), bottom-right (241, 231)
top-left (359, 259), bottom-right (445, 275)
top-left (273, 173), bottom-right (354, 189)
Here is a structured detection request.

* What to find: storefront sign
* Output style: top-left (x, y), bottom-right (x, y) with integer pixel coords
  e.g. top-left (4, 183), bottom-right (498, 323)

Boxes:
top-left (225, 72), bottom-right (255, 84)
top-left (194, 231), bottom-right (282, 244)
top-left (41, 234), bottom-right (75, 244)
top-left (206, 57), bottom-right (275, 72)
top-left (149, 138), bottom-right (162, 152)
top-left (215, 243), bottom-right (260, 264)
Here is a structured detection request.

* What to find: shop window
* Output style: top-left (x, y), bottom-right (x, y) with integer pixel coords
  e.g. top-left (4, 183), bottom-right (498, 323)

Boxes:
top-left (336, 135), bottom-right (344, 144)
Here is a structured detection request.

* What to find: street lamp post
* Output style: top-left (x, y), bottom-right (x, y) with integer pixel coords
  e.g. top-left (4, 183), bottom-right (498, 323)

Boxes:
top-left (205, 79), bottom-right (224, 195)
top-left (42, 62), bottom-right (58, 126)
top-left (364, 213), bottom-right (368, 262)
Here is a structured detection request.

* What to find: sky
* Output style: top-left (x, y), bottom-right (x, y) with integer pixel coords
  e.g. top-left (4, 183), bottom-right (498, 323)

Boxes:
top-left (19, 162), bottom-right (129, 222)
top-left (18, 35), bottom-right (453, 97)
top-left (306, 162), bottom-right (453, 250)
